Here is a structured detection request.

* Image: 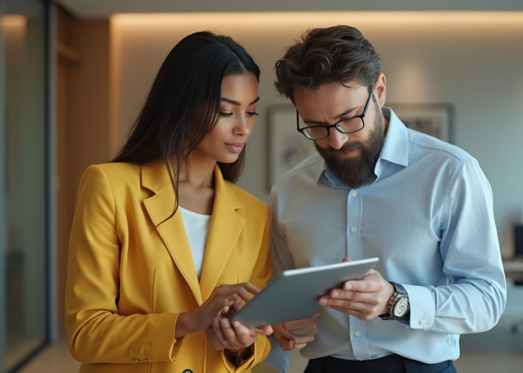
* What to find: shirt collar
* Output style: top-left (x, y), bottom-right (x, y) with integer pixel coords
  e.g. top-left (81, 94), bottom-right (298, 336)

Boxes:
top-left (317, 107), bottom-right (409, 188)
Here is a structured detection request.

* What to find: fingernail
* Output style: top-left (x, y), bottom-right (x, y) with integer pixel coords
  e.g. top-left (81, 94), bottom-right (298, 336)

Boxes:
top-left (332, 291), bottom-right (338, 297)
top-left (320, 298), bottom-right (327, 305)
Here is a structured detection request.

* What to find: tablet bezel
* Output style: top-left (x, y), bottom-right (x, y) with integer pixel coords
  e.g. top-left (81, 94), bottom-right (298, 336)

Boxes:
top-left (229, 257), bottom-right (379, 327)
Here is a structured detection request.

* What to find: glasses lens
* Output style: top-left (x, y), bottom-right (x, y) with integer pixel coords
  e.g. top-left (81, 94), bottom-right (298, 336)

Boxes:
top-left (337, 117), bottom-right (364, 133)
top-left (297, 115), bottom-right (364, 139)
top-left (298, 116), bottom-right (327, 139)
top-left (302, 126), bottom-right (328, 139)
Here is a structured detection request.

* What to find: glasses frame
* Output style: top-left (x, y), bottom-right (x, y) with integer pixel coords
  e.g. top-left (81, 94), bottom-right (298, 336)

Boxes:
top-left (296, 91), bottom-right (373, 140)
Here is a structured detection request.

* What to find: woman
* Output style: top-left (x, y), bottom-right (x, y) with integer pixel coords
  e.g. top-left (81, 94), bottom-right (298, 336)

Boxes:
top-left (65, 31), bottom-right (272, 372)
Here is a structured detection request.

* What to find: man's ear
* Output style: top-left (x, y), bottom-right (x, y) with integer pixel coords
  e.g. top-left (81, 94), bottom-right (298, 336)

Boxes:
top-left (374, 73), bottom-right (387, 107)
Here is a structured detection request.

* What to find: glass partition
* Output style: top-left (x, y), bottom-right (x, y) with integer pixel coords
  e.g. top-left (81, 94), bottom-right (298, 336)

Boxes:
top-left (1, 0), bottom-right (48, 371)
top-left (0, 0), bottom-right (7, 369)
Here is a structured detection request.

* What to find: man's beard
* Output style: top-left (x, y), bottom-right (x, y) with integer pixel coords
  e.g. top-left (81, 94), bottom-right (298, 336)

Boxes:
top-left (315, 110), bottom-right (385, 189)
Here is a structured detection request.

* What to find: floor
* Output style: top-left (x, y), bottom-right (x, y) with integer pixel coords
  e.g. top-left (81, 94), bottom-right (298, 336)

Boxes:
top-left (17, 334), bottom-right (79, 373)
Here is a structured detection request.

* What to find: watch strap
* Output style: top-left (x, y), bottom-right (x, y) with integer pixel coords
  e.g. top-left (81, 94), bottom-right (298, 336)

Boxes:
top-left (390, 282), bottom-right (408, 296)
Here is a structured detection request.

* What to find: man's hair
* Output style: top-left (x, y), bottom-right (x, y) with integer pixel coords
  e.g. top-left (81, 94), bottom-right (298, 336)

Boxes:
top-left (275, 25), bottom-right (380, 101)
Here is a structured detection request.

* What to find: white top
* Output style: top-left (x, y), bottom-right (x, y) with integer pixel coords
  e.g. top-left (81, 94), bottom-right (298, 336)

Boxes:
top-left (179, 206), bottom-right (211, 279)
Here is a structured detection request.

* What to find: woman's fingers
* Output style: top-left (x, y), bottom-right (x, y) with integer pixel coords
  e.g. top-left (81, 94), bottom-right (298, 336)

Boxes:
top-left (196, 282), bottom-right (262, 333)
top-left (211, 317), bottom-right (260, 351)
top-left (212, 318), bottom-right (227, 346)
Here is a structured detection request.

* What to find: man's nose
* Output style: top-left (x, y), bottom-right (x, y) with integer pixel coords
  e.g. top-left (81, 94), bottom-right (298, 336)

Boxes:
top-left (327, 127), bottom-right (349, 150)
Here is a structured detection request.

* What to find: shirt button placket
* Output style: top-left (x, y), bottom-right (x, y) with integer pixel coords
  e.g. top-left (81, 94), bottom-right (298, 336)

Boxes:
top-left (347, 189), bottom-right (362, 259)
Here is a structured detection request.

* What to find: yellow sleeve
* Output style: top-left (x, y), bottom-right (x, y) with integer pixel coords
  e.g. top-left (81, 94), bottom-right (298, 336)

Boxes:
top-left (64, 165), bottom-right (183, 363)
top-left (222, 205), bottom-right (273, 371)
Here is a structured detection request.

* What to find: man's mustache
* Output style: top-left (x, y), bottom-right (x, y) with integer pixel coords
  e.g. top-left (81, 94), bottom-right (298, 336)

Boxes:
top-left (327, 142), bottom-right (363, 154)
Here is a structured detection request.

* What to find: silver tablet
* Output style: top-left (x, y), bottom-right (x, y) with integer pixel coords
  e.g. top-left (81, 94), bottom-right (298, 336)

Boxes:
top-left (229, 257), bottom-right (379, 327)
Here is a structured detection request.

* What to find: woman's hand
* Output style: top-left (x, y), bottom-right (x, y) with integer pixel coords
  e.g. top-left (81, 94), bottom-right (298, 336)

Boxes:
top-left (206, 315), bottom-right (273, 352)
top-left (175, 282), bottom-right (260, 339)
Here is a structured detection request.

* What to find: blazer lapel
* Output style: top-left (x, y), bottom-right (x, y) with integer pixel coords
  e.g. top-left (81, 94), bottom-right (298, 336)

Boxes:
top-left (141, 162), bottom-right (203, 305)
top-left (199, 167), bottom-right (244, 301)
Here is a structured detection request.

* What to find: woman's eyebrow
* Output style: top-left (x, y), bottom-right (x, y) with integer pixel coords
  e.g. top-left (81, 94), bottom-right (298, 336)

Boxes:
top-left (221, 96), bottom-right (260, 106)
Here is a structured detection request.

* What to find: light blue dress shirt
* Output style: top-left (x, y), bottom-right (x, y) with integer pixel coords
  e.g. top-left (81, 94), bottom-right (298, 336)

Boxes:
top-left (263, 108), bottom-right (507, 372)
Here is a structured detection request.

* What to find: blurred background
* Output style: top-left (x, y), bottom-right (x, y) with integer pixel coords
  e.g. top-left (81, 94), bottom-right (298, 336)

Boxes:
top-left (1, 0), bottom-right (523, 372)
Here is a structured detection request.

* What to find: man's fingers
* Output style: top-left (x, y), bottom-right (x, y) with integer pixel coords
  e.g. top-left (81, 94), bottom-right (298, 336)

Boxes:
top-left (255, 324), bottom-right (273, 336)
top-left (282, 312), bottom-right (320, 331)
top-left (278, 337), bottom-right (295, 351)
top-left (274, 319), bottom-right (317, 351)
top-left (293, 342), bottom-right (308, 350)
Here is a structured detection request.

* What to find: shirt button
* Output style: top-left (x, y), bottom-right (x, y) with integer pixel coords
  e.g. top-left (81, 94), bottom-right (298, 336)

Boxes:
top-left (350, 227), bottom-right (357, 234)
top-left (419, 318), bottom-right (427, 326)
top-left (354, 331), bottom-right (362, 337)
top-left (183, 370), bottom-right (193, 373)
top-left (351, 191), bottom-right (358, 197)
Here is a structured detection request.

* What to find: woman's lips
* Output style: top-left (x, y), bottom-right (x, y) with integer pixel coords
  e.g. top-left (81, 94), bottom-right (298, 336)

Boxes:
top-left (224, 142), bottom-right (245, 153)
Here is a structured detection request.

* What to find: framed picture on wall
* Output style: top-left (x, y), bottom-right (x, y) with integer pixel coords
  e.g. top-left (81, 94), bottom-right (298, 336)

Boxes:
top-left (267, 105), bottom-right (316, 189)
top-left (389, 103), bottom-right (453, 143)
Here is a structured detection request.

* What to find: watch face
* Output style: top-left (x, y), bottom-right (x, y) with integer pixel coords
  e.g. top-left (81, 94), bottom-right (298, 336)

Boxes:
top-left (393, 297), bottom-right (409, 317)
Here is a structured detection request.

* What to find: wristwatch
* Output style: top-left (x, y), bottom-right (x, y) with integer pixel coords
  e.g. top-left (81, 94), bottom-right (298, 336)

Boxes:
top-left (379, 282), bottom-right (410, 320)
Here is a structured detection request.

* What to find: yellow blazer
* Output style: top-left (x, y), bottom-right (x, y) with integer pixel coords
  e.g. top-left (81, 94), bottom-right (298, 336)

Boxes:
top-left (65, 161), bottom-right (272, 373)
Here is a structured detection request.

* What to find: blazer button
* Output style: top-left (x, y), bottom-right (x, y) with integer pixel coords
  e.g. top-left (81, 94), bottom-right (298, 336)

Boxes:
top-left (183, 370), bottom-right (193, 373)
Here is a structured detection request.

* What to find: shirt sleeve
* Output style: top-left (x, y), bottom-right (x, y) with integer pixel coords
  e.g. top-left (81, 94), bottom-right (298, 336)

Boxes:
top-left (406, 158), bottom-right (507, 333)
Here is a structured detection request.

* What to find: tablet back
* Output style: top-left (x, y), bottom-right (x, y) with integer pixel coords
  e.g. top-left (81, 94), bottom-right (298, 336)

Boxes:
top-left (229, 257), bottom-right (379, 327)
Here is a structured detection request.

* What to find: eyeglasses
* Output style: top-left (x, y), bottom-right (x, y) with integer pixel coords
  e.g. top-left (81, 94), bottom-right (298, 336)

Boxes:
top-left (296, 92), bottom-right (372, 140)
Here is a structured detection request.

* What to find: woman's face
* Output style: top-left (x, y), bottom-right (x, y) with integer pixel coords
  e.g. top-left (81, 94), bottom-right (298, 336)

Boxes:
top-left (195, 72), bottom-right (259, 164)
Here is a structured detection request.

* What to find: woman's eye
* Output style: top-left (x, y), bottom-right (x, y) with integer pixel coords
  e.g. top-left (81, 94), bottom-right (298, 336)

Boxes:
top-left (247, 111), bottom-right (259, 116)
top-left (219, 112), bottom-right (233, 117)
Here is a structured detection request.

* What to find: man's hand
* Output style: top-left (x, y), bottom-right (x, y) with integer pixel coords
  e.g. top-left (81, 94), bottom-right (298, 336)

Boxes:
top-left (272, 312), bottom-right (320, 351)
top-left (318, 268), bottom-right (394, 320)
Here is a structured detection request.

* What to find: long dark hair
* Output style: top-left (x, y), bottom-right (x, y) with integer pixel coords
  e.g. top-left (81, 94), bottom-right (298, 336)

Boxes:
top-left (113, 31), bottom-right (260, 220)
top-left (275, 25), bottom-right (380, 101)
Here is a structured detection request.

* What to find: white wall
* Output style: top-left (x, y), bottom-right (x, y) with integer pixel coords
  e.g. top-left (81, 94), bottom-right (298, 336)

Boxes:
top-left (111, 12), bottom-right (523, 257)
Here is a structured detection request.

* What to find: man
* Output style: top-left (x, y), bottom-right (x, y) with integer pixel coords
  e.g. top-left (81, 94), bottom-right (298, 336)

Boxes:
top-left (259, 25), bottom-right (506, 373)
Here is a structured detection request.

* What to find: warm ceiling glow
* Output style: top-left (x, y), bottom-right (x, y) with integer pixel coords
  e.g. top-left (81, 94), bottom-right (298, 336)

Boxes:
top-left (1, 15), bottom-right (27, 28)
top-left (111, 11), bottom-right (523, 26)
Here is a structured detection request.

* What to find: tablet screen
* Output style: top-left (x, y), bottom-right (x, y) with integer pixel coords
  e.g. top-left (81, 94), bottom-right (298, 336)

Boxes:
top-left (229, 257), bottom-right (379, 327)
